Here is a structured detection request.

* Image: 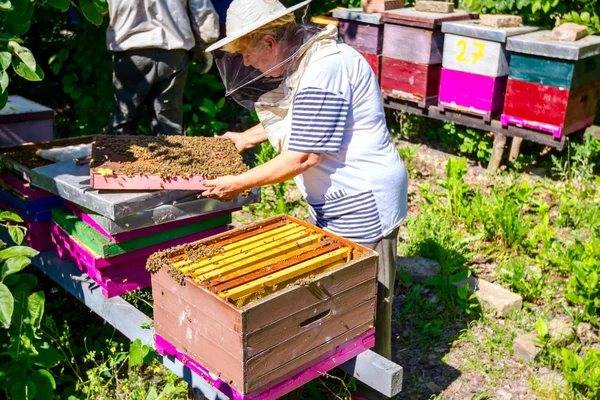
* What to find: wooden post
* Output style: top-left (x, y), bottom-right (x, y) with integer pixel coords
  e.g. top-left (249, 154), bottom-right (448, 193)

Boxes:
top-left (508, 136), bottom-right (523, 162)
top-left (488, 132), bottom-right (507, 171)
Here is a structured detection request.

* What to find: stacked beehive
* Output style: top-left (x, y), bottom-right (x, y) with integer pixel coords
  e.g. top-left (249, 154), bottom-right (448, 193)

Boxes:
top-left (438, 16), bottom-right (538, 120)
top-left (334, 8), bottom-right (385, 82)
top-left (380, 4), bottom-right (476, 107)
top-left (501, 26), bottom-right (600, 138)
top-left (150, 215), bottom-right (378, 398)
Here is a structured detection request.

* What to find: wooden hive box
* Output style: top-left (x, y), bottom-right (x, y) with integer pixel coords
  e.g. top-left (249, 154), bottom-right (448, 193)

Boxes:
top-left (381, 8), bottom-right (476, 107)
top-left (502, 31), bottom-right (600, 138)
top-left (333, 8), bottom-right (384, 82)
top-left (150, 215), bottom-right (378, 397)
top-left (438, 20), bottom-right (538, 119)
top-left (0, 96), bottom-right (54, 148)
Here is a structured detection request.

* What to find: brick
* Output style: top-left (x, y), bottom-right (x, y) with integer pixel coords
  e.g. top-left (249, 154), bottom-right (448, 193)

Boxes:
top-left (551, 22), bottom-right (588, 42)
top-left (415, 1), bottom-right (454, 13)
top-left (396, 256), bottom-right (440, 282)
top-left (479, 14), bottom-right (522, 28)
top-left (454, 276), bottom-right (523, 317)
top-left (513, 333), bottom-right (541, 363)
top-left (363, 0), bottom-right (405, 13)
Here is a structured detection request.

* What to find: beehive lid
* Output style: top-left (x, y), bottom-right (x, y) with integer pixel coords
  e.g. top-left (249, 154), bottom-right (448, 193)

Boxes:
top-left (0, 95), bottom-right (53, 124)
top-left (333, 8), bottom-right (383, 25)
top-left (382, 7), bottom-right (477, 29)
top-left (442, 20), bottom-right (539, 43)
top-left (507, 30), bottom-right (600, 60)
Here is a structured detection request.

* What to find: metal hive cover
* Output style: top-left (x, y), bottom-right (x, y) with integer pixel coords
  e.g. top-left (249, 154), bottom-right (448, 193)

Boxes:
top-left (441, 20), bottom-right (539, 43)
top-left (506, 30), bottom-right (600, 60)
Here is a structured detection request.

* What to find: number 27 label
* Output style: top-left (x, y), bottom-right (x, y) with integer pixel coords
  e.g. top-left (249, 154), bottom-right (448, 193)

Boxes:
top-left (456, 40), bottom-right (485, 64)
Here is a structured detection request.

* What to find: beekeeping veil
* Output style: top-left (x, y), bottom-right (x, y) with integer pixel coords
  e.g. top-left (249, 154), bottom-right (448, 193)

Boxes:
top-left (206, 0), bottom-right (341, 152)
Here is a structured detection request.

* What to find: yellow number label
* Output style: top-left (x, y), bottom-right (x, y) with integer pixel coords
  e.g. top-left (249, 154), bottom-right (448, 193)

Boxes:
top-left (456, 40), bottom-right (471, 63)
top-left (456, 40), bottom-right (486, 64)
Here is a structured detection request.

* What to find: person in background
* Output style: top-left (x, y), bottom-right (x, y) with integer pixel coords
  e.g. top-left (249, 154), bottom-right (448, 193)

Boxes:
top-left (106, 0), bottom-right (219, 136)
top-left (201, 3), bottom-right (408, 398)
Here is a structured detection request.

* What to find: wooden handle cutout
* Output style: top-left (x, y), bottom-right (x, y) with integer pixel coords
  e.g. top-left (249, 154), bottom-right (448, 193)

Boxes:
top-left (299, 310), bottom-right (331, 328)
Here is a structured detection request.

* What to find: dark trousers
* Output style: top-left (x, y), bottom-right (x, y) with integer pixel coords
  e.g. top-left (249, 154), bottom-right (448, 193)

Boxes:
top-left (108, 48), bottom-right (189, 136)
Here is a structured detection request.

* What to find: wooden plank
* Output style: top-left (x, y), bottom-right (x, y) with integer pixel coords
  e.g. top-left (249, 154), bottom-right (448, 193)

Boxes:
top-left (247, 301), bottom-right (374, 380)
top-left (382, 24), bottom-right (443, 64)
top-left (52, 206), bottom-right (231, 258)
top-left (563, 82), bottom-right (600, 131)
top-left (359, 52), bottom-right (382, 82)
top-left (188, 232), bottom-right (321, 279)
top-left (382, 7), bottom-right (477, 29)
top-left (502, 79), bottom-right (569, 127)
top-left (509, 53), bottom-right (576, 88)
top-left (90, 173), bottom-right (210, 191)
top-left (247, 322), bottom-right (374, 392)
top-left (209, 241), bottom-right (340, 292)
top-left (439, 68), bottom-right (507, 117)
top-left (0, 171), bottom-right (54, 199)
top-left (242, 254), bottom-right (377, 333)
top-left (381, 58), bottom-right (441, 99)
top-left (338, 21), bottom-right (383, 54)
top-left (382, 94), bottom-right (567, 149)
top-left (222, 247), bottom-right (352, 301)
top-left (0, 190), bottom-right (53, 222)
top-left (246, 279), bottom-right (376, 358)
top-left (442, 33), bottom-right (509, 77)
top-left (211, 220), bottom-right (288, 248)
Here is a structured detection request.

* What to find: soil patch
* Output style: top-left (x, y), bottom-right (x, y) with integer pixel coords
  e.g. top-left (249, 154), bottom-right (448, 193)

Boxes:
top-left (91, 136), bottom-right (248, 179)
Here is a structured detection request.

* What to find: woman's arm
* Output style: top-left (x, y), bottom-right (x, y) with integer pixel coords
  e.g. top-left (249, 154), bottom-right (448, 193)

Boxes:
top-left (223, 123), bottom-right (268, 152)
top-left (201, 150), bottom-right (321, 200)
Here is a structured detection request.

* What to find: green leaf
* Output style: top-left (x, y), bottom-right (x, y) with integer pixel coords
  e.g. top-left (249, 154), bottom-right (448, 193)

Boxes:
top-left (0, 246), bottom-right (38, 260)
top-left (1, 255), bottom-right (31, 281)
top-left (0, 88), bottom-right (7, 109)
top-left (0, 51), bottom-right (11, 71)
top-left (12, 58), bottom-right (44, 81)
top-left (11, 378), bottom-right (36, 400)
top-left (0, 282), bottom-right (14, 328)
top-left (8, 42), bottom-right (35, 71)
top-left (0, 0), bottom-right (12, 11)
top-left (7, 282), bottom-right (31, 357)
top-left (79, 0), bottom-right (103, 25)
top-left (0, 70), bottom-right (8, 93)
top-left (581, 12), bottom-right (591, 23)
top-left (8, 226), bottom-right (25, 245)
top-left (449, 269), bottom-right (471, 284)
top-left (10, 0), bottom-right (34, 25)
top-left (27, 291), bottom-right (44, 331)
top-left (32, 342), bottom-right (63, 368)
top-left (28, 370), bottom-right (55, 400)
top-left (47, 0), bottom-right (70, 11)
top-left (129, 339), bottom-right (150, 367)
top-left (536, 318), bottom-right (548, 338)
top-left (14, 272), bottom-right (36, 289)
top-left (145, 386), bottom-right (158, 400)
top-left (0, 211), bottom-right (23, 223)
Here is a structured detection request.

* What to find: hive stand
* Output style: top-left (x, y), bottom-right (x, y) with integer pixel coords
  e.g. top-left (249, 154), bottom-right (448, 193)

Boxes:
top-left (383, 94), bottom-right (600, 170)
top-left (12, 235), bottom-right (404, 399)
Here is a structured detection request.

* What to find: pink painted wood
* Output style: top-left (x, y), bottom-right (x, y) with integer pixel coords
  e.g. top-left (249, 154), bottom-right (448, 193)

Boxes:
top-left (50, 221), bottom-right (228, 269)
top-left (90, 173), bottom-right (210, 191)
top-left (500, 114), bottom-right (595, 139)
top-left (0, 198), bottom-right (54, 251)
top-left (0, 172), bottom-right (55, 199)
top-left (155, 328), bottom-right (375, 400)
top-left (63, 201), bottom-right (239, 243)
top-left (438, 68), bottom-right (508, 117)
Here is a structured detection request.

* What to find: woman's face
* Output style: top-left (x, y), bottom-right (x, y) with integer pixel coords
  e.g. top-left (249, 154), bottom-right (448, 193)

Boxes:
top-left (241, 35), bottom-right (286, 77)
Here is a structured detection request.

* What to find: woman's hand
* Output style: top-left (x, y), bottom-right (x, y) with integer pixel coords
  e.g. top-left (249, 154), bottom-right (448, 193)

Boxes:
top-left (221, 131), bottom-right (248, 152)
top-left (201, 175), bottom-right (245, 201)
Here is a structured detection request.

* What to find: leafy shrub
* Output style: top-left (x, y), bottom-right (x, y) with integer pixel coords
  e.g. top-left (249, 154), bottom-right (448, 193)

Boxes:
top-left (564, 238), bottom-right (600, 327)
top-left (498, 257), bottom-right (546, 302)
top-left (561, 348), bottom-right (600, 398)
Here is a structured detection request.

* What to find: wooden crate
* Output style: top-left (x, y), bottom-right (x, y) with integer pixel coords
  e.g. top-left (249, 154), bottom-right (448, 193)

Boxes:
top-left (150, 215), bottom-right (378, 395)
top-left (509, 52), bottom-right (600, 89)
top-left (501, 79), bottom-right (600, 139)
top-left (438, 68), bottom-right (508, 120)
top-left (360, 51), bottom-right (382, 81)
top-left (0, 96), bottom-right (54, 148)
top-left (381, 58), bottom-right (441, 106)
top-left (338, 20), bottom-right (384, 54)
top-left (363, 0), bottom-right (404, 13)
top-left (382, 23), bottom-right (444, 64)
top-left (442, 33), bottom-right (509, 77)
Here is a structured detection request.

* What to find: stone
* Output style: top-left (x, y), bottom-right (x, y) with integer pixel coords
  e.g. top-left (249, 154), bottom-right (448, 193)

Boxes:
top-left (454, 276), bottom-right (523, 317)
top-left (397, 256), bottom-right (440, 282)
top-left (576, 322), bottom-right (599, 344)
top-left (363, 0), bottom-right (405, 13)
top-left (537, 367), bottom-right (567, 390)
top-left (494, 388), bottom-right (516, 400)
top-left (415, 0), bottom-right (454, 13)
top-left (479, 14), bottom-right (523, 28)
top-left (513, 333), bottom-right (541, 363)
top-left (548, 318), bottom-right (573, 344)
top-left (551, 23), bottom-right (588, 42)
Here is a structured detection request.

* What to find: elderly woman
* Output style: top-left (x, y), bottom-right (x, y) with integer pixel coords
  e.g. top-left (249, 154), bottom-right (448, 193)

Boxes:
top-left (202, 0), bottom-right (408, 364)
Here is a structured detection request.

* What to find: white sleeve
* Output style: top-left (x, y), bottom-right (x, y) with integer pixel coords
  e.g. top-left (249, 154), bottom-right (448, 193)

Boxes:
top-left (188, 0), bottom-right (220, 45)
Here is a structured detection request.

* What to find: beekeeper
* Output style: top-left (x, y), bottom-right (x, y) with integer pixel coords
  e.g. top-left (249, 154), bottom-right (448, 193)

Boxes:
top-left (201, 0), bottom-right (408, 364)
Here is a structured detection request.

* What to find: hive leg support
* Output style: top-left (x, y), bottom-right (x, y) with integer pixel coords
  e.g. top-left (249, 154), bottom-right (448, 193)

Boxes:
top-left (339, 350), bottom-right (404, 398)
top-left (508, 136), bottom-right (523, 163)
top-left (488, 132), bottom-right (507, 171)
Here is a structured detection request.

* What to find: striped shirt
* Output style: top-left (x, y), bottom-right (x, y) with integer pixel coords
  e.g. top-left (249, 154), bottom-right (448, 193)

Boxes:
top-left (286, 42), bottom-right (408, 244)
